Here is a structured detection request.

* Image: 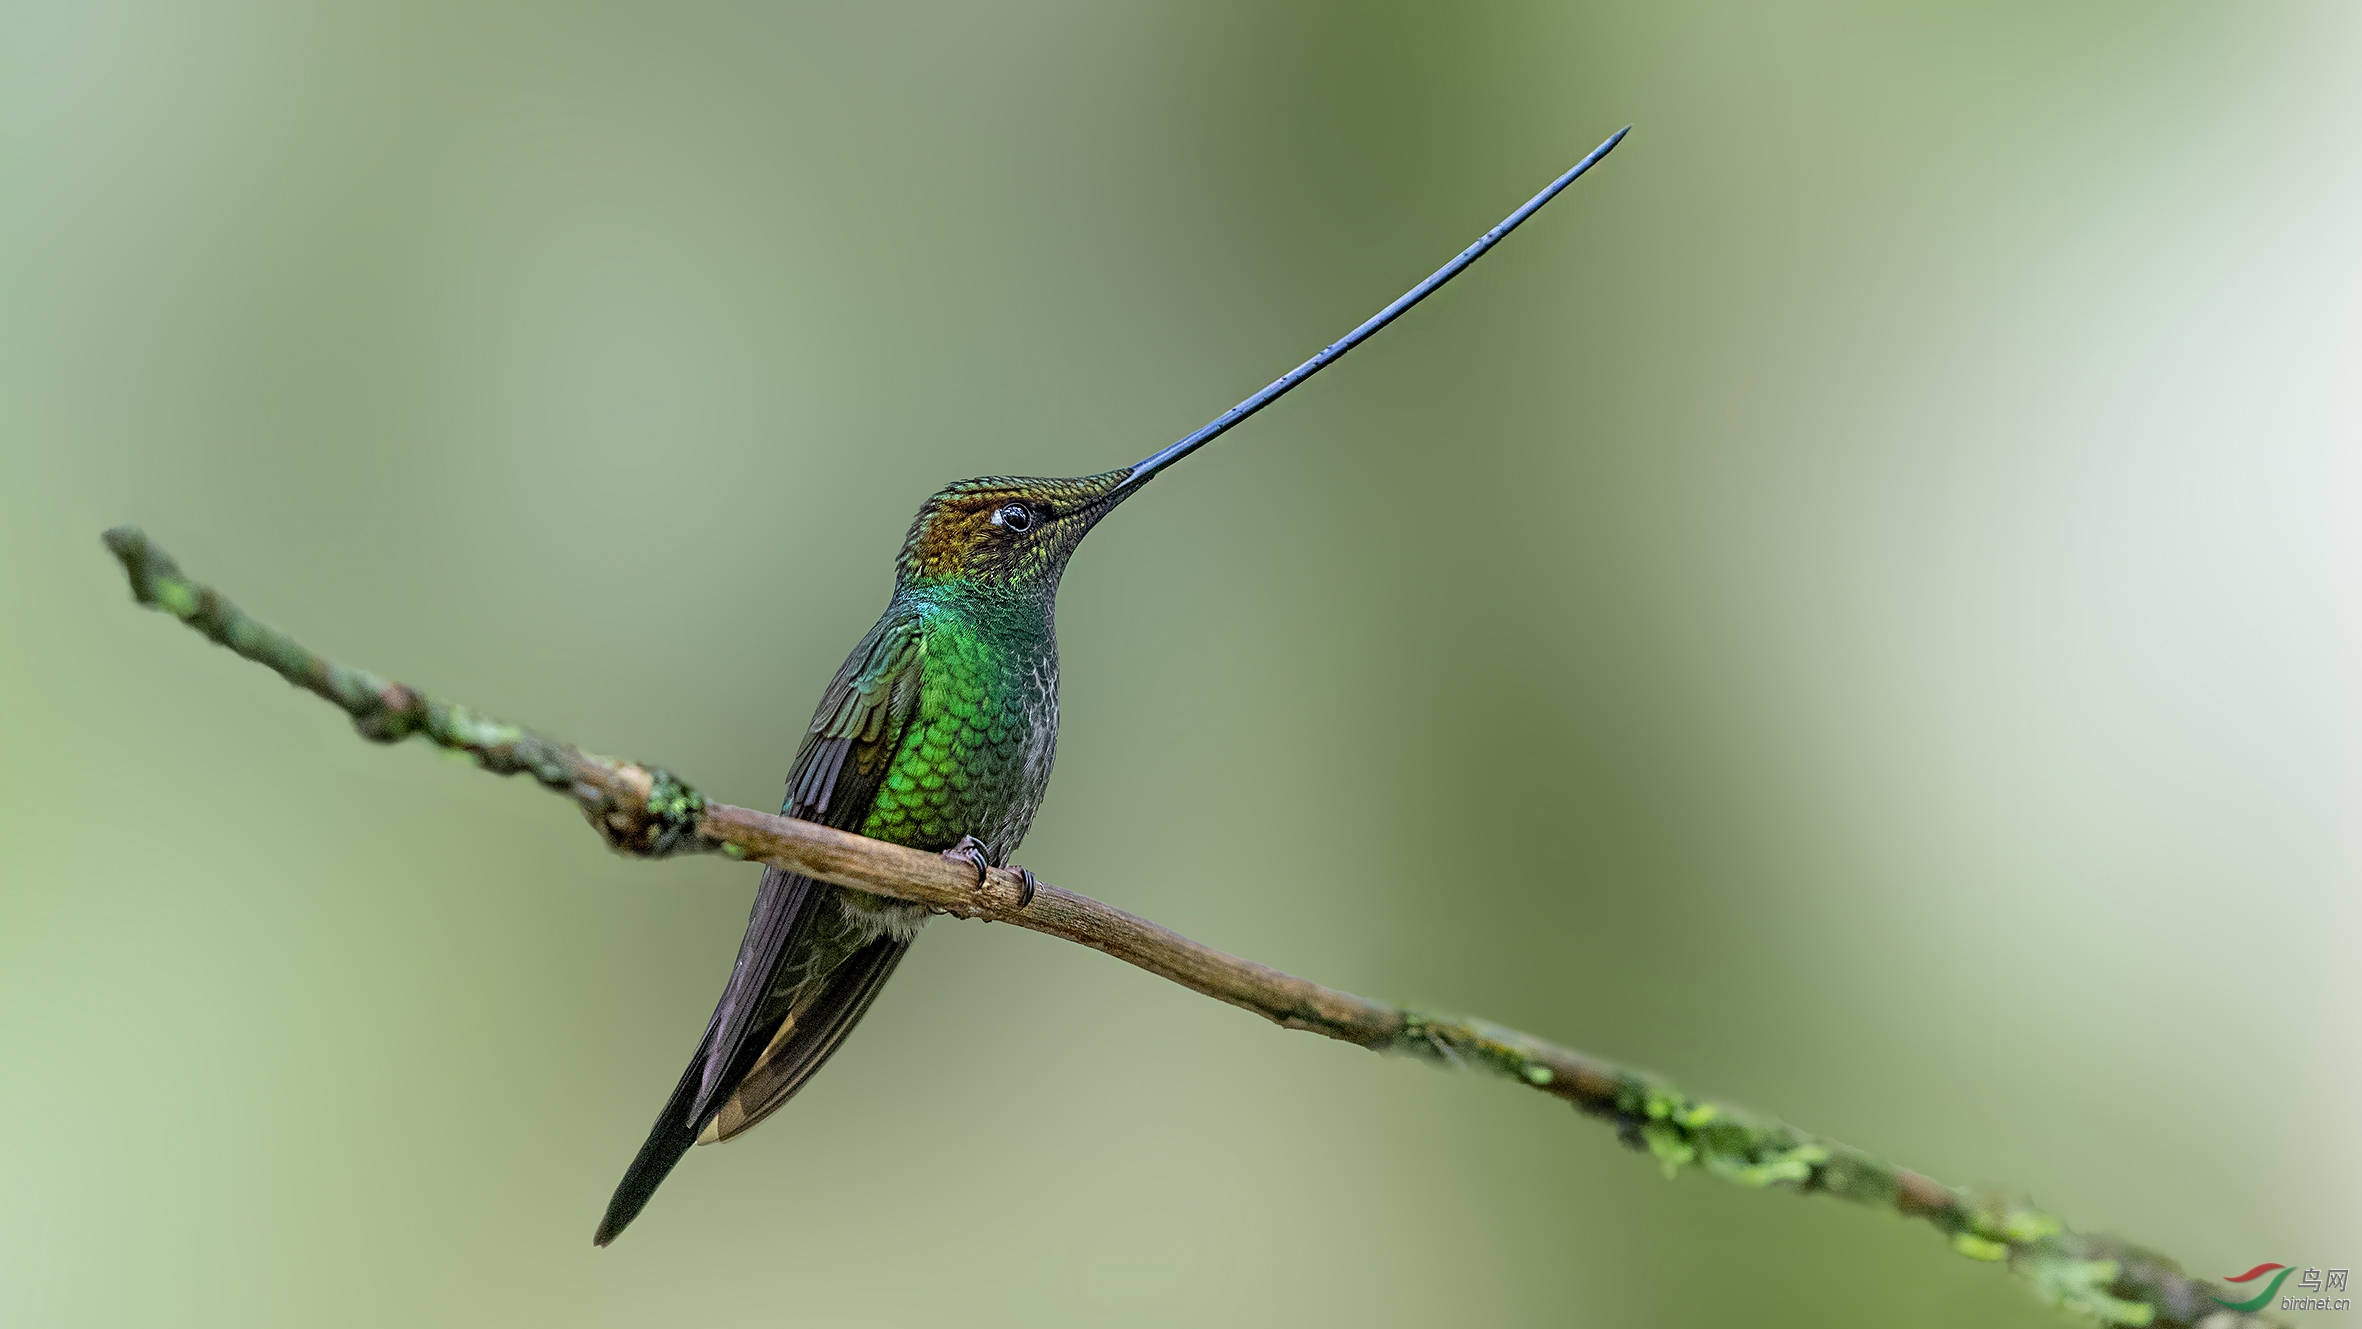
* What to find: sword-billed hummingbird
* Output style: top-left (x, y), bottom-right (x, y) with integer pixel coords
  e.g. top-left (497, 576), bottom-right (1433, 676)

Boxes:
top-left (594, 126), bottom-right (1628, 1245)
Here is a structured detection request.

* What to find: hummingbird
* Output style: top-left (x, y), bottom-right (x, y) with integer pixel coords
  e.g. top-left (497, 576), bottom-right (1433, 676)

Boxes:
top-left (592, 126), bottom-right (1628, 1245)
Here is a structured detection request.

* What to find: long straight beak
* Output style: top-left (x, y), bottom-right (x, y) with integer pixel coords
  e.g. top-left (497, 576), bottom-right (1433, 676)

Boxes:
top-left (1116, 125), bottom-right (1628, 492)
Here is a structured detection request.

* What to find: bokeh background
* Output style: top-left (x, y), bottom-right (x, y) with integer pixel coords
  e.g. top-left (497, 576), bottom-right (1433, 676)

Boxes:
top-left (4, 3), bottom-right (2357, 1325)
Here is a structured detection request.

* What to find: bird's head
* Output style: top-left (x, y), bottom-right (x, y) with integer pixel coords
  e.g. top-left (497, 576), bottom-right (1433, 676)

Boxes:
top-left (894, 467), bottom-right (1142, 597)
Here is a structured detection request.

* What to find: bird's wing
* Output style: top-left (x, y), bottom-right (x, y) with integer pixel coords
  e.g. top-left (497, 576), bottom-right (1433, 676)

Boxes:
top-left (692, 611), bottom-right (926, 1117)
top-left (594, 609), bottom-right (925, 1246)
top-left (785, 607), bottom-right (930, 823)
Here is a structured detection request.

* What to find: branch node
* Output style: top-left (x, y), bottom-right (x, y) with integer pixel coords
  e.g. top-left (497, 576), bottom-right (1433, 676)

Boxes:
top-left (580, 763), bottom-right (710, 858)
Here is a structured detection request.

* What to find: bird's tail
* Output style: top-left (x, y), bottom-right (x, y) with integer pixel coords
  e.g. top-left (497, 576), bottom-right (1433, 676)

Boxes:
top-left (593, 1037), bottom-right (712, 1246)
top-left (593, 919), bottom-right (913, 1246)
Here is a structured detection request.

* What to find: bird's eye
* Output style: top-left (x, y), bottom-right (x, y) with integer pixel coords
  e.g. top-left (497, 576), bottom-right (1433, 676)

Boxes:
top-left (992, 503), bottom-right (1034, 533)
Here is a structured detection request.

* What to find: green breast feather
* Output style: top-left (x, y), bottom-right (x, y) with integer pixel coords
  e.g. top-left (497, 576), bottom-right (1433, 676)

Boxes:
top-left (858, 611), bottom-right (1051, 853)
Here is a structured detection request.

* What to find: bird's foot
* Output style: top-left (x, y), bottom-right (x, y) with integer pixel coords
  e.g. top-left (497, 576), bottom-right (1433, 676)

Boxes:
top-left (939, 836), bottom-right (1037, 909)
top-left (941, 835), bottom-right (992, 884)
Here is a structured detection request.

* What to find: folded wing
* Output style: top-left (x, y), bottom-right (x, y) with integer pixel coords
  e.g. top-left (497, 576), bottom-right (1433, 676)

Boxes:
top-left (594, 611), bottom-right (925, 1245)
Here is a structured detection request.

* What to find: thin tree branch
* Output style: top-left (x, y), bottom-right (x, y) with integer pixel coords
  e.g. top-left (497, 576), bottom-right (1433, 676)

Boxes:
top-left (102, 526), bottom-right (2275, 1329)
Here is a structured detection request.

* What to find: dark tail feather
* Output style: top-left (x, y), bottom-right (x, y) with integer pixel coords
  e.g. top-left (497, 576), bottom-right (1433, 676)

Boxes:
top-left (698, 933), bottom-right (912, 1143)
top-left (593, 1037), bottom-right (712, 1246)
top-left (594, 881), bottom-right (915, 1246)
top-left (597, 869), bottom-right (821, 1246)
top-left (593, 932), bottom-right (914, 1245)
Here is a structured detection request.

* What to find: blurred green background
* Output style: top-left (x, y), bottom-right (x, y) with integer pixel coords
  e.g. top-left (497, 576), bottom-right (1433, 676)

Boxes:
top-left (3, 2), bottom-right (2356, 1325)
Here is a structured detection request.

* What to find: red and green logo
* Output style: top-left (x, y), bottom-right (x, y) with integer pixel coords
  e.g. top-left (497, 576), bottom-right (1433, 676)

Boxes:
top-left (2217, 1263), bottom-right (2294, 1312)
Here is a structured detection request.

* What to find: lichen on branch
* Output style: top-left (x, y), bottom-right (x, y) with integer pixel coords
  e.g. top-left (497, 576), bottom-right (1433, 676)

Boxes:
top-left (100, 526), bottom-right (2279, 1329)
